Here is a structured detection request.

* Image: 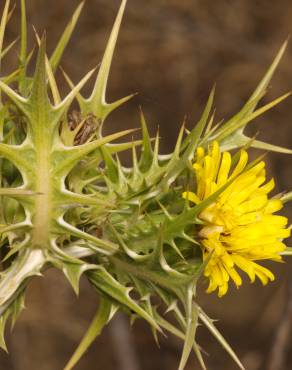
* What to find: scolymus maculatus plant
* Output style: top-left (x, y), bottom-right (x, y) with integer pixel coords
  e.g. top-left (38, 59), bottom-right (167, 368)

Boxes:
top-left (0, 1), bottom-right (291, 369)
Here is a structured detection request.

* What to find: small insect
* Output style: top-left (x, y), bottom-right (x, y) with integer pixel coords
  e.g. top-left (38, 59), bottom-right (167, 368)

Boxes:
top-left (68, 110), bottom-right (100, 145)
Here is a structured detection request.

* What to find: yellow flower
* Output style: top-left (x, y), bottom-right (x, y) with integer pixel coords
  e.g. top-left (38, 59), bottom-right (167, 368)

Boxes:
top-left (183, 141), bottom-right (290, 297)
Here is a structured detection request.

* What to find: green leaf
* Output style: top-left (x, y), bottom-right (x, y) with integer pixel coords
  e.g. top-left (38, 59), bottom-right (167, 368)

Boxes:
top-left (281, 247), bottom-right (292, 256)
top-left (62, 262), bottom-right (96, 295)
top-left (220, 129), bottom-right (292, 154)
top-left (0, 308), bottom-right (10, 351)
top-left (216, 92), bottom-right (290, 141)
top-left (250, 139), bottom-right (292, 154)
top-left (19, 0), bottom-right (27, 64)
top-left (57, 220), bottom-right (118, 256)
top-left (28, 35), bottom-right (50, 124)
top-left (199, 308), bottom-right (245, 370)
top-left (189, 85), bottom-right (215, 152)
top-left (139, 110), bottom-right (153, 172)
top-left (0, 188), bottom-right (36, 196)
top-left (247, 41), bottom-right (288, 113)
top-left (55, 128), bottom-right (137, 175)
top-left (88, 266), bottom-right (161, 332)
top-left (18, 0), bottom-right (27, 93)
top-left (10, 290), bottom-right (25, 330)
top-left (0, 249), bottom-right (45, 307)
top-left (210, 42), bottom-right (289, 147)
top-left (0, 0), bottom-right (10, 74)
top-left (100, 147), bottom-right (119, 183)
top-left (53, 68), bottom-right (95, 125)
top-left (50, 1), bottom-right (84, 72)
top-left (160, 87), bottom-right (215, 188)
top-left (0, 38), bottom-right (18, 60)
top-left (81, 0), bottom-right (128, 119)
top-left (0, 142), bottom-right (30, 171)
top-left (152, 289), bottom-right (206, 370)
top-left (63, 298), bottom-right (113, 370)
top-left (281, 191), bottom-right (292, 204)
top-left (0, 80), bottom-right (29, 118)
top-left (178, 285), bottom-right (198, 370)
top-left (34, 31), bottom-right (61, 105)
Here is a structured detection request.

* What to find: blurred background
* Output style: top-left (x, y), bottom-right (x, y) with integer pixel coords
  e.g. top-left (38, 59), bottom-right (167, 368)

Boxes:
top-left (1, 0), bottom-right (292, 369)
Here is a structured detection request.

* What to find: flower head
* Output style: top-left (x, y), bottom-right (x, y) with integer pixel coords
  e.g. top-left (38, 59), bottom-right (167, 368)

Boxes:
top-left (183, 141), bottom-right (290, 297)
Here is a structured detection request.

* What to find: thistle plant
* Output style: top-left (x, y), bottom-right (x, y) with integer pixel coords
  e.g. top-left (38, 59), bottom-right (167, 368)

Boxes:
top-left (0, 1), bottom-right (291, 369)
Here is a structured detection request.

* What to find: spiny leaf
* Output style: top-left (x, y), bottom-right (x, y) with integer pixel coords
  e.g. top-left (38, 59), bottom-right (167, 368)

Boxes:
top-left (178, 285), bottom-right (198, 370)
top-left (10, 290), bottom-right (25, 329)
top-left (0, 79), bottom-right (29, 117)
top-left (183, 86), bottom-right (215, 154)
top-left (139, 109), bottom-right (153, 172)
top-left (60, 67), bottom-right (84, 108)
top-left (0, 188), bottom-right (36, 196)
top-left (88, 266), bottom-right (162, 332)
top-left (55, 128), bottom-right (137, 175)
top-left (34, 30), bottom-right (61, 105)
top-left (82, 0), bottom-right (128, 118)
top-left (64, 298), bottom-right (113, 370)
top-left (211, 94), bottom-right (265, 143)
top-left (53, 68), bottom-right (96, 124)
top-left (152, 290), bottom-right (206, 369)
top-left (247, 40), bottom-right (288, 113)
top-left (50, 1), bottom-right (84, 72)
top-left (57, 219), bottom-right (118, 255)
top-left (107, 139), bottom-right (144, 155)
top-left (0, 38), bottom-right (18, 60)
top-left (217, 41), bottom-right (288, 136)
top-left (55, 190), bottom-right (111, 207)
top-left (100, 147), bottom-right (119, 183)
top-left (216, 92), bottom-right (291, 141)
top-left (281, 191), bottom-right (292, 204)
top-left (0, 308), bottom-right (10, 351)
top-left (18, 0), bottom-right (27, 93)
top-left (2, 234), bottom-right (31, 262)
top-left (0, 249), bottom-right (45, 307)
top-left (250, 139), bottom-right (292, 154)
top-left (220, 130), bottom-right (292, 153)
top-left (19, 0), bottom-right (27, 64)
top-left (109, 223), bottom-right (153, 262)
top-left (1, 69), bottom-right (20, 85)
top-left (199, 308), bottom-right (245, 370)
top-left (281, 247), bottom-right (292, 256)
top-left (212, 42), bottom-right (289, 146)
top-left (190, 85), bottom-right (215, 152)
top-left (28, 36), bottom-right (51, 126)
top-left (103, 93), bottom-right (136, 120)
top-left (0, 143), bottom-right (30, 170)
top-left (0, 0), bottom-right (10, 74)
top-left (62, 262), bottom-right (96, 295)
top-left (160, 87), bottom-right (215, 188)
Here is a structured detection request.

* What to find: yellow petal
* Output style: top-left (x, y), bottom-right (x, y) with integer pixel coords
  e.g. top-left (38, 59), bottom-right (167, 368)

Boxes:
top-left (218, 282), bottom-right (228, 297)
top-left (210, 141), bottom-right (221, 180)
top-left (243, 161), bottom-right (266, 180)
top-left (253, 263), bottom-right (275, 285)
top-left (237, 212), bottom-right (260, 225)
top-left (259, 178), bottom-right (275, 194)
top-left (226, 266), bottom-right (242, 287)
top-left (217, 151), bottom-right (231, 186)
top-left (232, 255), bottom-right (255, 282)
top-left (264, 199), bottom-right (283, 214)
top-left (231, 150), bottom-right (248, 177)
top-left (182, 191), bottom-right (200, 204)
top-left (237, 195), bottom-right (267, 213)
top-left (196, 146), bottom-right (205, 160)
